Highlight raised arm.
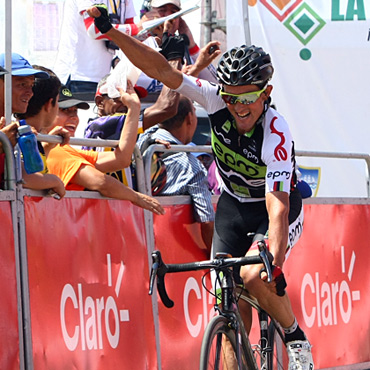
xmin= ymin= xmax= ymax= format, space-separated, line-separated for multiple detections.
xmin=86 ymin=5 xmax=183 ymax=90
xmin=142 ymin=59 xmax=183 ymax=130
xmin=94 ymin=82 xmax=140 ymax=172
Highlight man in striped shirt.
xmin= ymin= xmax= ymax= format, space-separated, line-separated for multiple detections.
xmin=138 ymin=95 xmax=214 ymax=252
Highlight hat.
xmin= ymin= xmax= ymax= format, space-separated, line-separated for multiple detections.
xmin=0 ymin=53 xmax=49 ymax=78
xmin=0 ymin=66 xmax=8 ymax=76
xmin=58 ymin=86 xmax=90 ymax=110
xmin=96 ymin=82 xmax=148 ymax=99
xmin=151 ymin=0 xmax=181 ymax=9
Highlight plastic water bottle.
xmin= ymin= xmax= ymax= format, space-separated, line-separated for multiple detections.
xmin=17 ymin=122 xmax=44 ymax=174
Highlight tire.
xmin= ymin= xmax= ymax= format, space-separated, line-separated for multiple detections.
xmin=199 ymin=315 xmax=256 ymax=370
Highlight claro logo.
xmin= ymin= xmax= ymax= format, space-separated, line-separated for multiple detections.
xmin=301 ymin=246 xmax=360 ymax=328
xmin=60 ymin=254 xmax=129 ymax=351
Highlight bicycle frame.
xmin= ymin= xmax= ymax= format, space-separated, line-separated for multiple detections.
xmin=215 ymin=264 xmax=259 ymax=369
xmin=148 ymin=240 xmax=281 ymax=369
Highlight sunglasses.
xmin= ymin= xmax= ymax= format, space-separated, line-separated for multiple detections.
xmin=220 ymin=88 xmax=266 ymax=105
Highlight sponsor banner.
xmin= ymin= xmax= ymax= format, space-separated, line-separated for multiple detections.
xmin=154 ymin=202 xmax=370 ymax=369
xmin=0 ymin=201 xmax=20 ymax=370
xmin=284 ymin=204 xmax=370 ymax=368
xmin=243 ymin=1 xmax=370 ymax=197
xmin=24 ymin=197 xmax=157 ymax=369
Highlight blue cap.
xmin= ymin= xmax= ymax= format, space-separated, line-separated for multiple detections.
xmin=0 ymin=53 xmax=49 ymax=79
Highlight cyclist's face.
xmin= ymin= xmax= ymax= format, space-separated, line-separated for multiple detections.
xmin=222 ymin=84 xmax=272 ymax=135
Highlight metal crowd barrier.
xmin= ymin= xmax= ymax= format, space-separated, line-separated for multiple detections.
xmin=2 ymin=133 xmax=369 ymax=198
xmin=142 ymin=143 xmax=370 ymax=198
xmin=0 ymin=131 xmax=17 ymax=190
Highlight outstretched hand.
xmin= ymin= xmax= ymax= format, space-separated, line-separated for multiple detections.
xmin=183 ymin=41 xmax=221 ymax=77
xmin=117 ymin=81 xmax=140 ymax=110
xmin=195 ymin=41 xmax=221 ymax=69
xmin=133 ymin=192 xmax=165 ymax=215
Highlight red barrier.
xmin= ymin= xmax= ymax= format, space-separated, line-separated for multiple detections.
xmin=153 ymin=202 xmax=370 ymax=369
xmin=285 ymin=204 xmax=370 ymax=368
xmin=0 ymin=201 xmax=19 ymax=369
xmin=18 ymin=196 xmax=370 ymax=369
xmin=24 ymin=196 xmax=157 ymax=369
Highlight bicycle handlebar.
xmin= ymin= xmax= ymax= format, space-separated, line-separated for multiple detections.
xmin=148 ymin=240 xmax=274 ymax=308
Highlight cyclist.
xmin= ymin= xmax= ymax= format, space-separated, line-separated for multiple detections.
xmin=87 ymin=5 xmax=314 ymax=369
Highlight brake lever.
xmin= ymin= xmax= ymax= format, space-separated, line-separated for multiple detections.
xmin=258 ymin=240 xmax=273 ymax=283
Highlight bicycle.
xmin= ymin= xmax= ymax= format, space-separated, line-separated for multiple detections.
xmin=148 ymin=240 xmax=287 ymax=370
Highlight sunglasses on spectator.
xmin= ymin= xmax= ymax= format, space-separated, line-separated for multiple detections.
xmin=220 ymin=87 xmax=266 ymax=105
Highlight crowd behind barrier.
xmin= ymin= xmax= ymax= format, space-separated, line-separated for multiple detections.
xmin=0 ymin=133 xmax=370 ymax=369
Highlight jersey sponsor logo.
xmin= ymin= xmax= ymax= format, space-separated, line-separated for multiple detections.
xmin=270 ymin=117 xmax=288 ymax=161
xmin=289 ymin=218 xmax=303 ymax=246
xmin=221 ymin=120 xmax=231 ymax=134
xmin=267 ymin=170 xmax=291 ymax=180
xmin=214 ymin=126 xmax=231 ymax=144
xmin=242 ymin=148 xmax=259 ymax=163
xmin=196 ymin=78 xmax=202 ymax=87
xmin=230 ymin=183 xmax=251 ymax=197
xmin=212 ymin=133 xmax=266 ymax=178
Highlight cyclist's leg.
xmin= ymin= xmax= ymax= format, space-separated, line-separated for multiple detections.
xmin=239 ymin=189 xmax=313 ymax=369
xmin=240 ymin=188 xmax=303 ymax=326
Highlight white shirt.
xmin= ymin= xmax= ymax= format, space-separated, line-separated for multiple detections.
xmin=54 ymin=0 xmax=136 ymax=84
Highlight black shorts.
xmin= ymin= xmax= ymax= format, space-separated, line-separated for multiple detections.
xmin=212 ymin=188 xmax=303 ymax=258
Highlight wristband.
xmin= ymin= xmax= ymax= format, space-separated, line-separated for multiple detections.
xmin=189 ymin=44 xmax=200 ymax=55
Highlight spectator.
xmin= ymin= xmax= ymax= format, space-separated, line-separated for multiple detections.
xmin=54 ymin=85 xmax=90 ymax=138
xmin=150 ymin=0 xmax=219 ymax=83
xmin=0 ymin=65 xmax=16 ymax=187
xmin=130 ymin=1 xmax=218 ymax=94
xmin=47 ymin=83 xmax=164 ymax=214
xmin=137 ymin=95 xmax=215 ymax=252
xmin=0 ymin=54 xmax=65 ymax=197
xmin=54 ymin=0 xmax=141 ymax=95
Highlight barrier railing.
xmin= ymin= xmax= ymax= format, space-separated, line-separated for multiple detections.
xmin=142 ymin=143 xmax=370 ymax=197
xmin=0 ymin=131 xmax=17 ymax=190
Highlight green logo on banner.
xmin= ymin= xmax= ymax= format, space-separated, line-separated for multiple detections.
xmin=255 ymin=0 xmax=367 ymax=60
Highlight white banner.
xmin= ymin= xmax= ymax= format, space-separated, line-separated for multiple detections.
xmin=230 ymin=0 xmax=370 ymax=197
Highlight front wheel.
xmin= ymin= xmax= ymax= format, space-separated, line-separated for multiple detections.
xmin=199 ymin=315 xmax=256 ymax=370
xmin=266 ymin=320 xmax=287 ymax=370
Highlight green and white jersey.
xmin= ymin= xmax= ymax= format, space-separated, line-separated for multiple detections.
xmin=176 ymin=74 xmax=298 ymax=203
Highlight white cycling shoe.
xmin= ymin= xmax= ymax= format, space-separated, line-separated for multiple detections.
xmin=287 ymin=340 xmax=314 ymax=370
